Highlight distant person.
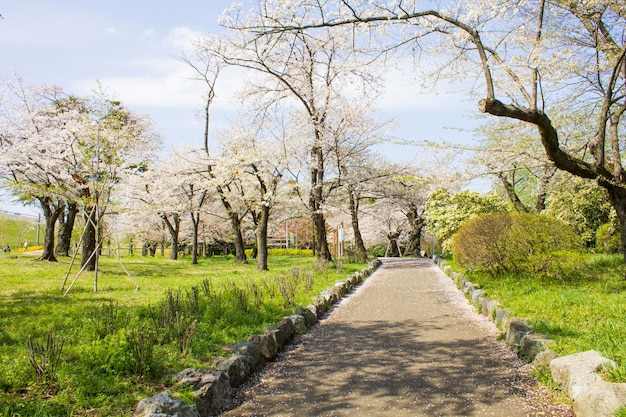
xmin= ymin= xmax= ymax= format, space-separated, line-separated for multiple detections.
xmin=3 ymin=246 xmax=9 ymax=253
xmin=23 ymin=241 xmax=28 ymax=251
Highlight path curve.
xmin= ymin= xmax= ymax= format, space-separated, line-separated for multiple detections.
xmin=221 ymin=258 xmax=572 ymax=417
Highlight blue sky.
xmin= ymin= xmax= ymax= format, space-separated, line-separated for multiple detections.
xmin=0 ymin=1 xmax=482 ymax=215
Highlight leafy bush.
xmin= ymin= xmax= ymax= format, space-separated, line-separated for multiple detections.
xmin=596 ymin=219 xmax=621 ymax=254
xmin=507 ymin=213 xmax=581 ymax=277
xmin=450 ymin=213 xmax=512 ymax=275
xmin=451 ymin=212 xmax=580 ymax=277
xmin=367 ymin=243 xmax=386 ymax=257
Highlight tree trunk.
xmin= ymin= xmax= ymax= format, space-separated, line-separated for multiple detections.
xmin=347 ymin=186 xmax=368 ymax=262
xmin=602 ymin=184 xmax=626 ymax=265
xmin=37 ymin=198 xmax=63 ymax=262
xmin=405 ymin=205 xmax=425 ymax=257
xmin=81 ymin=206 xmax=97 ymax=271
xmin=161 ymin=213 xmax=180 ymax=260
xmin=56 ymin=202 xmax=78 ymax=256
xmin=217 ymin=188 xmax=247 ymax=263
xmin=229 ymin=211 xmax=248 ymax=263
xmin=190 ymin=212 xmax=200 ymax=265
xmin=386 ymin=230 xmax=401 ymax=257
xmin=256 ymin=205 xmax=270 ymax=271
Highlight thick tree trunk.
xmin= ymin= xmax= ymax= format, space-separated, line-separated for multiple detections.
xmin=217 ymin=187 xmax=247 ymax=264
xmin=603 ymin=184 xmax=626 ymax=265
xmin=37 ymin=198 xmax=63 ymax=262
xmin=190 ymin=212 xmax=200 ymax=265
xmin=256 ymin=205 xmax=270 ymax=271
xmin=56 ymin=202 xmax=78 ymax=256
xmin=347 ymin=187 xmax=368 ymax=262
xmin=229 ymin=211 xmax=248 ymax=264
xmin=405 ymin=206 xmax=425 ymax=257
xmin=161 ymin=213 xmax=180 ymax=260
xmin=386 ymin=230 xmax=401 ymax=257
xmin=81 ymin=207 xmax=97 ymax=271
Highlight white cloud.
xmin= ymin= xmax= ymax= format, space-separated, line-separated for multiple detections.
xmin=162 ymin=27 xmax=203 ymax=52
xmin=105 ymin=26 xmax=118 ymax=35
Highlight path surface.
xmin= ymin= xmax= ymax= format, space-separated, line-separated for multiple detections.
xmin=221 ymin=258 xmax=572 ymax=417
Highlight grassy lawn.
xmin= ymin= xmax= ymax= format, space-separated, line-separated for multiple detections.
xmin=452 ymin=252 xmax=626 ymax=382
xmin=0 ymin=251 xmax=367 ymax=416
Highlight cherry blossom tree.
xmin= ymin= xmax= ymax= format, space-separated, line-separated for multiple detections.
xmin=214 ymin=110 xmax=289 ymax=271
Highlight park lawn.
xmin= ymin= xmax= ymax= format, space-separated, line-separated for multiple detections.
xmin=452 ymin=252 xmax=626 ymax=382
xmin=0 ymin=252 xmax=366 ymax=417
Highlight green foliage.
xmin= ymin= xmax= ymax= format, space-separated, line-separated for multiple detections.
xmin=596 ymin=215 xmax=621 ymax=254
xmin=425 ymin=188 xmax=509 ymax=251
xmin=367 ymin=243 xmax=386 ymax=257
xmin=451 ymin=212 xmax=580 ymax=278
xmin=506 ymin=214 xmax=581 ymax=278
xmin=544 ymin=176 xmax=612 ymax=247
xmin=451 ymin=212 xmax=512 ymax=275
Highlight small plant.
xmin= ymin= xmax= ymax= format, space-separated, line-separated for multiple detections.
xmin=312 ymin=258 xmax=329 ymax=279
xmin=26 ymin=332 xmax=64 ymax=382
xmin=334 ymin=259 xmax=343 ymax=274
xmin=248 ymin=278 xmax=264 ymax=310
xmin=91 ymin=301 xmax=128 ymax=339
xmin=276 ymin=272 xmax=299 ymax=308
xmin=223 ymin=279 xmax=251 ymax=313
xmin=127 ymin=325 xmax=157 ymax=377
xmin=173 ymin=313 xmax=197 ymax=355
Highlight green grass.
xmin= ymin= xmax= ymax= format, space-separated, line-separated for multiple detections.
xmin=0 ymin=251 xmax=367 ymax=416
xmin=451 ymin=252 xmax=626 ymax=382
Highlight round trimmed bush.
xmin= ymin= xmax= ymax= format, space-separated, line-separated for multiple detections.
xmin=451 ymin=212 xmax=580 ymax=277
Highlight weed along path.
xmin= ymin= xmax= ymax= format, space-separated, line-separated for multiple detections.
xmin=221 ymin=258 xmax=572 ymax=417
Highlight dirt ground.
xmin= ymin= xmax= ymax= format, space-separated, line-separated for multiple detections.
xmin=220 ymin=258 xmax=573 ymax=417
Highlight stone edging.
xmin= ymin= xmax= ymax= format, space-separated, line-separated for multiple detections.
xmin=435 ymin=257 xmax=626 ymax=417
xmin=133 ymin=258 xmax=383 ymax=417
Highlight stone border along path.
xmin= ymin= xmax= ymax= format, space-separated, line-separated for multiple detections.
xmin=215 ymin=258 xmax=573 ymax=417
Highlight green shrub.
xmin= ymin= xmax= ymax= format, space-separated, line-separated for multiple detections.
xmin=451 ymin=212 xmax=580 ymax=278
xmin=507 ymin=213 xmax=580 ymax=277
xmin=450 ymin=213 xmax=512 ymax=275
xmin=367 ymin=243 xmax=386 ymax=257
xmin=596 ymin=221 xmax=621 ymax=254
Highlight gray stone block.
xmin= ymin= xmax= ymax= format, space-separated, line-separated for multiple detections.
xmin=133 ymin=391 xmax=199 ymax=417
xmin=247 ymin=332 xmax=278 ymax=361
xmin=495 ymin=308 xmax=513 ymax=329
xmin=173 ymin=368 xmax=231 ymax=417
xmin=215 ymin=354 xmax=250 ymax=388
xmin=504 ymin=319 xmax=533 ymax=347
xmin=520 ymin=333 xmax=554 ymax=362
xmin=573 ymin=380 xmax=626 ymax=417
xmin=550 ymin=350 xmax=615 ymax=398
xmin=232 ymin=341 xmax=264 ymax=371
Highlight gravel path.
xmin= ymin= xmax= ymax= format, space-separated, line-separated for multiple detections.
xmin=221 ymin=258 xmax=573 ymax=416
